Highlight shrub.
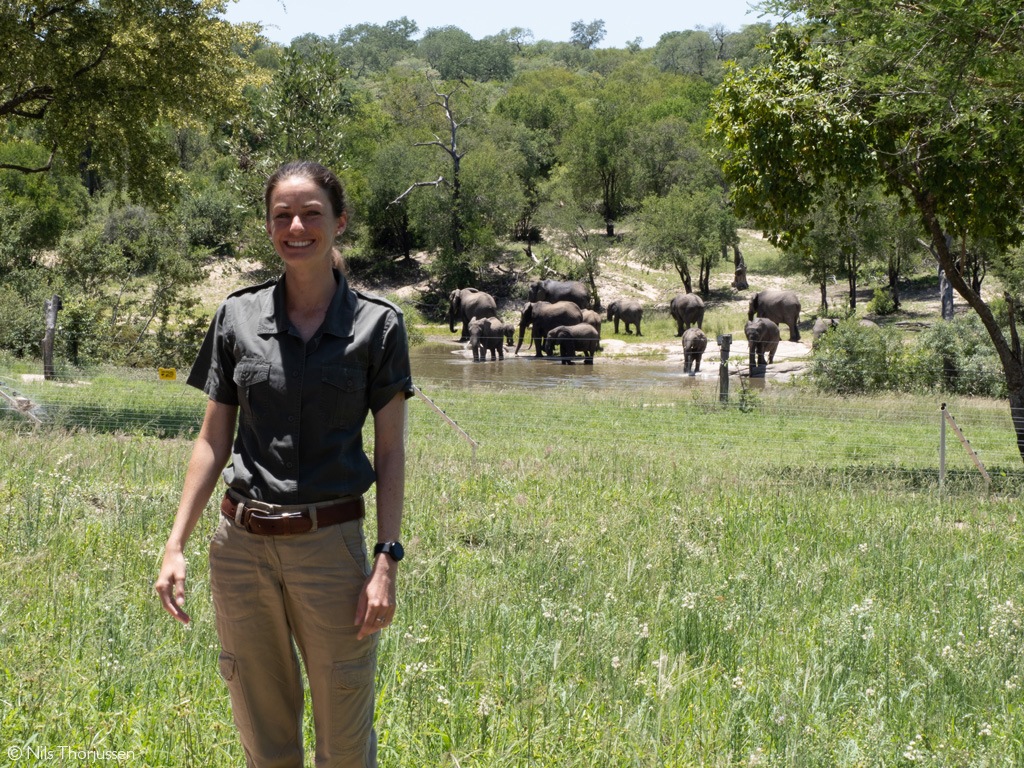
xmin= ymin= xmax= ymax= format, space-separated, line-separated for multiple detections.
xmin=811 ymin=315 xmax=1006 ymax=398
xmin=866 ymin=287 xmax=896 ymax=315
xmin=810 ymin=322 xmax=909 ymax=393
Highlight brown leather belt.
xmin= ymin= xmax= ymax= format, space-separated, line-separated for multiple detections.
xmin=220 ymin=493 xmax=364 ymax=536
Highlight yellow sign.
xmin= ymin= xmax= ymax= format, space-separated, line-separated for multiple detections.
xmin=158 ymin=367 xmax=177 ymax=381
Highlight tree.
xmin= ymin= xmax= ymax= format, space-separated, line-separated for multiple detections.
xmin=228 ymin=41 xmax=352 ymax=271
xmin=418 ymin=26 xmax=513 ymax=82
xmin=332 ymin=18 xmax=418 ymax=77
xmin=711 ymin=2 xmax=1024 ymax=461
xmin=0 ymin=0 xmax=255 ymax=202
xmin=636 ymin=184 xmax=736 ymax=295
xmin=570 ymin=19 xmax=606 ymax=50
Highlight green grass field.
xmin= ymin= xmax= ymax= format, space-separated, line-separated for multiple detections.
xmin=2 ymin=380 xmax=1023 ymax=767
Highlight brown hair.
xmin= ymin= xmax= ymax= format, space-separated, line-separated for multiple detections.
xmin=264 ymin=161 xmax=349 ymax=272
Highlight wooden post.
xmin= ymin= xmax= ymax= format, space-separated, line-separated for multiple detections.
xmin=944 ymin=406 xmax=992 ymax=489
xmin=42 ymin=295 xmax=62 ymax=381
xmin=939 ymin=403 xmax=946 ymax=491
xmin=717 ymin=334 xmax=731 ymax=405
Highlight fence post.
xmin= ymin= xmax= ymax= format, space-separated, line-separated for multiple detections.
xmin=717 ymin=334 xmax=731 ymax=405
xmin=42 ymin=295 xmax=62 ymax=381
xmin=939 ymin=402 xmax=946 ymax=491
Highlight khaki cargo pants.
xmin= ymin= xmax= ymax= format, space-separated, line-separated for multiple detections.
xmin=209 ymin=510 xmax=378 ymax=768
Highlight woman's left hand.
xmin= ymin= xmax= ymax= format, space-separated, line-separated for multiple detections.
xmin=355 ymin=556 xmax=398 ymax=638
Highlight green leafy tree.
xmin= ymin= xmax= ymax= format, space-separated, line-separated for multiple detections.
xmin=417 ymin=26 xmax=513 ymax=82
xmin=333 ymin=18 xmax=419 ymax=77
xmin=711 ymin=1 xmax=1024 ymax=461
xmin=570 ymin=19 xmax=606 ymax=50
xmin=0 ymin=0 xmax=256 ymax=202
xmin=636 ymin=184 xmax=736 ymax=295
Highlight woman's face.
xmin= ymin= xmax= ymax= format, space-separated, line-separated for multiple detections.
xmin=265 ymin=176 xmax=347 ymax=269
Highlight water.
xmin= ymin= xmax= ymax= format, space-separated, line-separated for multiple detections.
xmin=409 ymin=342 xmax=720 ymax=390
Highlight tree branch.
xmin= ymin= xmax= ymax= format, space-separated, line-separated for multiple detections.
xmin=0 ymin=142 xmax=57 ymax=174
xmin=388 ymin=177 xmax=446 ymax=206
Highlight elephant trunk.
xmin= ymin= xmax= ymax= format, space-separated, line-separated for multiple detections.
xmin=515 ymin=324 xmax=528 ymax=355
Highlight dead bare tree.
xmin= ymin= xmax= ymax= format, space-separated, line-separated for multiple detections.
xmin=390 ymin=79 xmax=471 ymax=258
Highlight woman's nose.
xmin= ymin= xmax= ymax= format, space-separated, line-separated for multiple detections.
xmin=289 ymin=215 xmax=304 ymax=232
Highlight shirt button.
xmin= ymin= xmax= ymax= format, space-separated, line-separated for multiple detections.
xmin=292 ymin=372 xmax=300 ymax=379
xmin=286 ymin=462 xmax=294 ymax=469
xmin=287 ymin=416 xmax=295 ymax=423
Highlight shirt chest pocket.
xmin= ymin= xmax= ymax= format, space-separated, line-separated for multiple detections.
xmin=233 ymin=358 xmax=274 ymax=420
xmin=321 ymin=364 xmax=367 ymax=428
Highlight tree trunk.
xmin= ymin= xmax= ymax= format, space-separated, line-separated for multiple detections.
xmin=676 ymin=264 xmax=693 ymax=295
xmin=919 ymin=192 xmax=1024 ymax=463
xmin=845 ymin=248 xmax=857 ymax=310
xmin=819 ymin=282 xmax=828 ymax=312
xmin=887 ymin=252 xmax=901 ymax=309
xmin=42 ymin=295 xmax=62 ymax=380
xmin=731 ymin=244 xmax=748 ymax=290
xmin=939 ymin=267 xmax=954 ymax=321
xmin=605 ymin=221 xmax=614 ymax=237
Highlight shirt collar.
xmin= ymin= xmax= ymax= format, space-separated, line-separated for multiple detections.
xmin=256 ymin=269 xmax=356 ymax=338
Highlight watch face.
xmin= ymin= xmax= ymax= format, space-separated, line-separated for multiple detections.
xmin=376 ymin=541 xmax=404 ymax=561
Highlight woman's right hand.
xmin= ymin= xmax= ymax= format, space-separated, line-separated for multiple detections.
xmin=155 ymin=546 xmax=191 ymax=624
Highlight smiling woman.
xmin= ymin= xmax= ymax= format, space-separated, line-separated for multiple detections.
xmin=155 ymin=161 xmax=416 ymax=767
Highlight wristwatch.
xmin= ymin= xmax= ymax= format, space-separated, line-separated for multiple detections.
xmin=373 ymin=541 xmax=404 ymax=562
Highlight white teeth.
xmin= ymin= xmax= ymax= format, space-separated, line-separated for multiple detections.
xmin=286 ymin=240 xmax=312 ymax=247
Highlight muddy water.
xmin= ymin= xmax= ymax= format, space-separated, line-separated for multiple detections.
xmin=409 ymin=342 xmax=721 ymax=390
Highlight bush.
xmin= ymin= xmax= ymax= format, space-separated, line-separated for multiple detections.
xmin=914 ymin=316 xmax=1006 ymax=398
xmin=866 ymin=287 xmax=896 ymax=315
xmin=811 ymin=322 xmax=908 ymax=393
xmin=811 ymin=315 xmax=1006 ymax=397
xmin=178 ymin=185 xmax=242 ymax=255
xmin=0 ymin=280 xmax=44 ymax=357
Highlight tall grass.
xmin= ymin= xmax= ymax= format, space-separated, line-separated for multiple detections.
xmin=2 ymin=384 xmax=1023 ymax=766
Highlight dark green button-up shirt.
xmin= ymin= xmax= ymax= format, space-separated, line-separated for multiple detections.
xmin=187 ymin=270 xmax=414 ymax=504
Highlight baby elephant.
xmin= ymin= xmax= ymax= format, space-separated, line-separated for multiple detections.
xmin=607 ymin=298 xmax=643 ymax=335
xmin=468 ymin=316 xmax=512 ymax=361
xmin=744 ymin=318 xmax=781 ymax=368
xmin=682 ymin=328 xmax=708 ymax=374
xmin=543 ymin=324 xmax=601 ymax=364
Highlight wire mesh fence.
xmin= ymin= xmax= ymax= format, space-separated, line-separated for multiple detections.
xmin=3 ymin=352 xmax=1022 ymax=495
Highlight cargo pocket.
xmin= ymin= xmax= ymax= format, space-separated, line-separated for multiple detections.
xmin=329 ymin=655 xmax=377 ymax=757
xmin=321 ymin=364 xmax=367 ymax=428
xmin=218 ymin=651 xmax=255 ymax=743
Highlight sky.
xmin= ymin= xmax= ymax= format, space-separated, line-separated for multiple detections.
xmin=220 ymin=0 xmax=772 ymax=49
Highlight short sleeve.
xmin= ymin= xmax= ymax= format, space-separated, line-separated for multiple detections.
xmin=367 ymin=308 xmax=414 ymax=414
xmin=186 ymin=302 xmax=239 ymax=405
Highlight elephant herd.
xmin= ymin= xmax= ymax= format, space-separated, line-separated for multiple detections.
xmin=448 ymin=282 xmax=804 ymax=371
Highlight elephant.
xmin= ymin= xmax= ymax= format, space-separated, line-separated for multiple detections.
xmin=812 ymin=317 xmax=840 ymax=345
xmin=448 ymin=287 xmax=498 ymax=342
xmin=670 ymin=293 xmax=705 ymax=336
xmin=607 ymin=298 xmax=643 ymax=335
xmin=468 ymin=316 xmax=511 ymax=361
xmin=745 ymin=318 xmax=781 ymax=368
xmin=527 ymin=279 xmax=591 ymax=309
xmin=748 ymin=290 xmax=801 ymax=341
xmin=542 ymin=324 xmax=601 ymax=364
xmin=682 ymin=328 xmax=708 ymax=373
xmin=515 ymin=301 xmax=584 ymax=357
xmin=580 ymin=308 xmax=603 ymax=350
